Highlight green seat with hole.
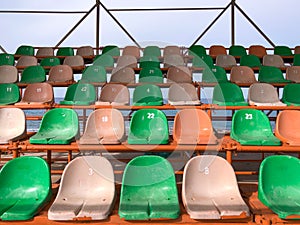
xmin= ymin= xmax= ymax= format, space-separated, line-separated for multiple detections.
xmin=60 ymin=82 xmax=96 ymax=105
xmin=128 ymin=109 xmax=169 ymax=144
xmin=133 ymin=84 xmax=163 ymax=106
xmin=0 ymin=156 xmax=51 ymax=221
xmin=119 ymin=155 xmax=180 ymax=220
xmin=0 ymin=83 xmax=20 ymax=105
xmin=231 ymin=109 xmax=281 ymax=146
xmin=282 ymin=83 xmax=300 ymax=106
xmin=202 ymin=65 xmax=228 ymax=83
xmin=80 ymin=65 xmax=107 ymax=83
xmin=258 ymin=66 xmax=291 ymax=83
xmin=29 ymin=108 xmax=79 ymax=144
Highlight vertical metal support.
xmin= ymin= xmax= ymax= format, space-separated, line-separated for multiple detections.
xmin=231 ymin=0 xmax=235 ymax=45
xmin=96 ymin=0 xmax=101 ymax=55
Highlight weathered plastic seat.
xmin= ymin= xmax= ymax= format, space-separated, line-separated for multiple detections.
xmin=230 ymin=66 xmax=257 ymax=84
xmin=122 ymin=45 xmax=141 ymax=58
xmin=0 ymin=83 xmax=20 ymax=105
xmin=168 ymin=83 xmax=200 ymax=105
xmin=274 ymin=45 xmax=293 ymax=56
xmin=189 ymin=45 xmax=207 ymax=57
xmin=56 ymin=47 xmax=74 ymax=57
xmin=80 ymin=65 xmax=107 ymax=83
xmin=230 ymin=109 xmax=281 ymax=146
xmin=139 ymin=55 xmax=161 ymax=69
xmin=173 ymin=109 xmax=217 ymax=145
xmin=143 ymin=45 xmax=161 ymax=57
xmin=0 ymin=53 xmax=15 ymax=66
xmin=40 ymin=57 xmax=61 ymax=69
xmin=163 ymin=45 xmax=181 ymax=56
xmin=60 ymin=83 xmax=96 ymax=105
xmin=202 ymin=66 xmax=229 ymax=83
xmin=139 ymin=67 xmax=163 ymax=83
xmin=48 ymin=156 xmax=115 ymax=220
xmin=128 ymin=109 xmax=169 ymax=144
xmin=248 ymin=83 xmax=286 ymax=106
xmin=182 ymin=155 xmax=249 ymax=219
xmin=48 ymin=65 xmax=74 ymax=83
xmin=36 ymin=47 xmax=54 ymax=57
xmin=212 ymin=83 xmax=248 ymax=106
xmin=0 ymin=108 xmax=26 ymax=144
xmin=258 ymin=66 xmax=291 ymax=83
xmin=63 ymin=55 xmax=85 ymax=71
xmin=96 ymin=84 xmax=129 ymax=105
xmin=133 ymin=84 xmax=163 ymax=106
xmin=116 ymin=55 xmax=137 ymax=68
xmin=0 ymin=65 xmax=18 ymax=83
xmin=15 ymin=45 xmax=35 ymax=56
xmin=258 ymin=155 xmax=300 ymax=219
xmin=262 ymin=55 xmax=285 ymax=68
xmin=286 ymin=66 xmax=300 ymax=83
xmin=240 ymin=54 xmax=262 ymax=68
xmin=163 ymin=54 xmax=185 ymax=68
xmin=119 ymin=155 xmax=180 ymax=220
xmin=166 ymin=66 xmax=193 ymax=83
xmin=248 ymin=45 xmax=267 ymax=58
xmin=102 ymin=45 xmax=120 ymax=57
xmin=20 ymin=65 xmax=46 ymax=83
xmin=275 ymin=110 xmax=300 ymax=146
xmin=209 ymin=45 xmax=227 ymax=58
xmin=229 ymin=45 xmax=247 ymax=57
xmin=93 ymin=54 xmax=115 ymax=69
xmin=29 ymin=108 xmax=79 ymax=144
xmin=110 ymin=67 xmax=135 ymax=84
xmin=192 ymin=54 xmax=214 ymax=69
xmin=80 ymin=109 xmax=125 ymax=144
xmin=215 ymin=54 xmax=237 ymax=68
xmin=16 ymin=55 xmax=38 ymax=69
xmin=0 ymin=156 xmax=51 ymax=221
xmin=15 ymin=83 xmax=54 ymax=105
xmin=76 ymin=46 xmax=94 ymax=58
xmin=282 ymin=83 xmax=300 ymax=106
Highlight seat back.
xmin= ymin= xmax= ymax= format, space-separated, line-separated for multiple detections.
xmin=163 ymin=54 xmax=184 ymax=68
xmin=102 ymin=45 xmax=120 ymax=57
xmin=286 ymin=66 xmax=300 ymax=82
xmin=76 ymin=46 xmax=94 ymax=57
xmin=168 ymin=83 xmax=200 ymax=105
xmin=17 ymin=83 xmax=54 ymax=105
xmin=262 ymin=55 xmax=285 ymax=67
xmin=229 ymin=45 xmax=247 ymax=57
xmin=202 ymin=65 xmax=228 ymax=83
xmin=40 ymin=57 xmax=61 ymax=68
xmin=274 ymin=45 xmax=293 ymax=56
xmin=230 ymin=66 xmax=257 ymax=84
xmin=139 ymin=67 xmax=163 ymax=83
xmin=0 ymin=65 xmax=18 ymax=83
xmin=60 ymin=82 xmax=96 ymax=105
xmin=110 ymin=67 xmax=135 ymax=84
xmin=173 ymin=109 xmax=217 ymax=144
xmin=282 ymin=83 xmax=300 ymax=105
xmin=133 ymin=84 xmax=163 ymax=106
xmin=63 ymin=55 xmax=84 ymax=68
xmin=292 ymin=54 xmax=300 ymax=66
xmin=116 ymin=55 xmax=137 ymax=68
xmin=143 ymin=45 xmax=161 ymax=57
xmin=36 ymin=47 xmax=54 ymax=57
xmin=258 ymin=66 xmax=290 ymax=83
xmin=240 ymin=54 xmax=262 ymax=68
xmin=16 ymin=56 xmax=38 ymax=68
xmin=56 ymin=47 xmax=74 ymax=57
xmin=192 ymin=54 xmax=214 ymax=69
xmin=163 ymin=45 xmax=181 ymax=56
xmin=93 ymin=54 xmax=115 ymax=68
xmin=0 ymin=83 xmax=20 ymax=105
xmin=15 ymin=45 xmax=34 ymax=56
xmin=188 ymin=45 xmax=207 ymax=57
xmin=20 ymin=65 xmax=46 ymax=83
xmin=248 ymin=45 xmax=267 ymax=58
xmin=215 ymin=54 xmax=237 ymax=68
xmin=81 ymin=65 xmax=107 ymax=83
xmin=48 ymin=65 xmax=73 ymax=83
xmin=209 ymin=45 xmax=227 ymax=57
xmin=97 ymin=84 xmax=129 ymax=105
xmin=122 ymin=46 xmax=141 ymax=58
xmin=0 ymin=53 xmax=15 ymax=66
xmin=166 ymin=66 xmax=192 ymax=83
xmin=139 ymin=55 xmax=160 ymax=69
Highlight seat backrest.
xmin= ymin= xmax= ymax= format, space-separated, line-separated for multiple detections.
xmin=274 ymin=45 xmax=293 ymax=56
xmin=163 ymin=45 xmax=181 ymax=56
xmin=286 ymin=66 xmax=300 ymax=82
xmin=0 ymin=53 xmax=15 ymax=66
xmin=122 ymin=46 xmax=141 ymax=58
xmin=63 ymin=55 xmax=84 ymax=68
xmin=102 ymin=45 xmax=120 ymax=57
xmin=139 ymin=55 xmax=160 ymax=69
xmin=76 ymin=46 xmax=94 ymax=57
xmin=192 ymin=54 xmax=214 ymax=69
xmin=40 ymin=57 xmax=61 ymax=68
xmin=248 ymin=83 xmax=283 ymax=105
xmin=230 ymin=66 xmax=257 ymax=84
xmin=143 ymin=45 xmax=161 ymax=57
xmin=0 ymin=65 xmax=18 ymax=83
xmin=36 ymin=47 xmax=54 ymax=57
xmin=139 ymin=67 xmax=163 ymax=83
xmin=15 ymin=45 xmax=35 ymax=56
xmin=215 ymin=54 xmax=237 ymax=68
xmin=48 ymin=65 xmax=74 ymax=83
xmin=258 ymin=66 xmax=288 ymax=83
xmin=262 ymin=55 xmax=285 ymax=67
xmin=0 ymin=83 xmax=20 ymax=105
xmin=163 ymin=54 xmax=185 ymax=68
xmin=110 ymin=67 xmax=135 ymax=84
xmin=202 ymin=65 xmax=228 ymax=83
xmin=81 ymin=65 xmax=107 ymax=83
xmin=133 ymin=84 xmax=163 ymax=106
xmin=282 ymin=83 xmax=300 ymax=105
xmin=97 ymin=83 xmax=129 ymax=105
xmin=229 ymin=45 xmax=247 ymax=57
xmin=188 ymin=45 xmax=207 ymax=57
xmin=93 ymin=54 xmax=114 ymax=68
xmin=56 ymin=47 xmax=74 ymax=57
xmin=61 ymin=82 xmax=96 ymax=104
xmin=18 ymin=82 xmax=54 ymax=104
xmin=20 ymin=65 xmax=46 ymax=83
xmin=166 ymin=66 xmax=192 ymax=83
xmin=248 ymin=45 xmax=267 ymax=58
xmin=168 ymin=83 xmax=200 ymax=105
xmin=240 ymin=54 xmax=262 ymax=68
xmin=16 ymin=56 xmax=38 ymax=68
xmin=116 ymin=55 xmax=137 ymax=68
xmin=209 ymin=45 xmax=227 ymax=57
xmin=292 ymin=54 xmax=300 ymax=66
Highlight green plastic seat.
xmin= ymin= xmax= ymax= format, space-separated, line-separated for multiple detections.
xmin=128 ymin=109 xmax=169 ymax=144
xmin=40 ymin=57 xmax=61 ymax=67
xmin=258 ymin=66 xmax=291 ymax=83
xmin=119 ymin=155 xmax=180 ymax=220
xmin=133 ymin=84 xmax=163 ymax=106
xmin=15 ymin=45 xmax=34 ymax=56
xmin=230 ymin=109 xmax=281 ymax=146
xmin=139 ymin=55 xmax=160 ymax=69
xmin=30 ymin=108 xmax=79 ymax=144
xmin=282 ymin=83 xmax=300 ymax=106
xmin=240 ymin=54 xmax=262 ymax=68
xmin=258 ymin=155 xmax=300 ymax=219
xmin=188 ymin=45 xmax=207 ymax=57
xmin=56 ymin=47 xmax=74 ymax=57
xmin=229 ymin=45 xmax=247 ymax=57
xmin=143 ymin=45 xmax=161 ymax=57
xmin=274 ymin=45 xmax=293 ymax=56
xmin=293 ymin=54 xmax=300 ymax=66
xmin=202 ymin=66 xmax=229 ymax=83
xmin=80 ymin=65 xmax=107 ymax=83
xmin=139 ymin=67 xmax=163 ymax=83
xmin=93 ymin=54 xmax=114 ymax=68
xmin=192 ymin=54 xmax=214 ymax=69
xmin=102 ymin=45 xmax=120 ymax=57
xmin=0 ymin=156 xmax=51 ymax=221
xmin=0 ymin=53 xmax=15 ymax=66
xmin=212 ymin=82 xmax=248 ymax=106
xmin=60 ymin=82 xmax=96 ymax=105
xmin=0 ymin=83 xmax=20 ymax=105
xmin=20 ymin=65 xmax=46 ymax=83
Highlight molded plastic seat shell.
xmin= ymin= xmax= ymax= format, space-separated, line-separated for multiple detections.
xmin=132 ymin=84 xmax=163 ymax=106
xmin=0 ymin=83 xmax=20 ymax=105
xmin=116 ymin=55 xmax=137 ymax=68
xmin=16 ymin=56 xmax=38 ymax=69
xmin=163 ymin=45 xmax=181 ymax=56
xmin=36 ymin=47 xmax=54 ymax=57
xmin=274 ymin=45 xmax=293 ymax=56
xmin=163 ymin=54 xmax=185 ymax=68
xmin=48 ymin=65 xmax=74 ymax=83
xmin=189 ymin=45 xmax=207 ymax=57
xmin=15 ymin=45 xmax=35 ymax=56
xmin=122 ymin=46 xmax=141 ymax=58
xmin=139 ymin=67 xmax=163 ymax=83
xmin=93 ymin=54 xmax=115 ymax=69
xmin=0 ymin=65 xmax=18 ymax=83
xmin=60 ymin=83 xmax=96 ymax=106
xmin=166 ymin=66 xmax=192 ymax=83
xmin=229 ymin=45 xmax=247 ymax=57
xmin=248 ymin=45 xmax=267 ymax=58
xmin=96 ymin=84 xmax=129 ymax=105
xmin=102 ymin=45 xmax=120 ymax=57
xmin=230 ymin=66 xmax=257 ymax=84
xmin=0 ymin=53 xmax=15 ymax=66
xmin=212 ymin=83 xmax=248 ymax=106
xmin=110 ymin=67 xmax=135 ymax=84
xmin=286 ymin=66 xmax=300 ymax=83
xmin=139 ymin=56 xmax=161 ymax=69
xmin=282 ymin=83 xmax=300 ymax=106
xmin=240 ymin=54 xmax=262 ymax=68
xmin=143 ymin=45 xmax=161 ymax=57
xmin=168 ymin=83 xmax=200 ymax=105
xmin=258 ymin=66 xmax=291 ymax=83
xmin=202 ymin=66 xmax=228 ymax=83
xmin=262 ymin=55 xmax=285 ymax=68
xmin=80 ymin=65 xmax=107 ymax=83
xmin=215 ymin=54 xmax=237 ymax=68
xmin=20 ymin=65 xmax=46 ymax=83
xmin=192 ymin=54 xmax=214 ymax=69
xmin=209 ymin=45 xmax=227 ymax=58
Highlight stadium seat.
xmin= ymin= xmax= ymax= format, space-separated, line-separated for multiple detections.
xmin=240 ymin=54 xmax=262 ymax=68
xmin=215 ymin=54 xmax=237 ymax=68
xmin=139 ymin=55 xmax=160 ymax=69
xmin=48 ymin=156 xmax=115 ymax=220
xmin=188 ymin=45 xmax=207 ymax=57
xmin=166 ymin=66 xmax=193 ymax=83
xmin=0 ymin=53 xmax=15 ymax=66
xmin=282 ymin=83 xmax=300 ymax=106
xmin=19 ymin=65 xmax=46 ymax=83
xmin=230 ymin=109 xmax=281 ymax=146
xmin=133 ymin=84 xmax=163 ymax=106
xmin=102 ymin=45 xmax=120 ymax=57
xmin=0 ymin=83 xmax=20 ymax=105
xmin=143 ymin=45 xmax=161 ymax=57
xmin=122 ymin=45 xmax=141 ymax=58
xmin=29 ymin=108 xmax=79 ymax=144
xmin=80 ymin=65 xmax=107 ymax=83
xmin=274 ymin=45 xmax=293 ymax=56
xmin=258 ymin=155 xmax=300 ymax=219
xmin=258 ymin=66 xmax=291 ymax=83
xmin=128 ymin=109 xmax=169 ymax=144
xmin=56 ymin=47 xmax=74 ymax=57
xmin=119 ymin=155 xmax=180 ymax=220
xmin=212 ymin=83 xmax=247 ymax=106
xmin=15 ymin=45 xmax=35 ymax=56
xmin=163 ymin=54 xmax=185 ymax=68
xmin=0 ymin=108 xmax=26 ymax=144
xmin=0 ymin=156 xmax=51 ymax=221
xmin=163 ymin=45 xmax=181 ymax=56
xmin=96 ymin=83 xmax=129 ymax=105
xmin=80 ymin=109 xmax=125 ymax=144
xmin=286 ymin=66 xmax=300 ymax=82
xmin=182 ymin=155 xmax=249 ymax=219
xmin=47 ymin=65 xmax=74 ymax=83
xmin=202 ymin=65 xmax=229 ymax=83
xmin=40 ymin=57 xmax=61 ymax=69
xmin=295 ymin=46 xmax=300 ymax=54
xmin=116 ymin=55 xmax=137 ymax=68
xmin=248 ymin=83 xmax=286 ymax=106
xmin=209 ymin=45 xmax=227 ymax=58
xmin=63 ymin=55 xmax=85 ymax=72
xmin=36 ymin=47 xmax=54 ymax=57
xmin=0 ymin=65 xmax=18 ymax=83
xmin=76 ymin=45 xmax=94 ymax=58
xmin=15 ymin=82 xmax=54 ymax=105
xmin=229 ymin=45 xmax=247 ymax=57
xmin=110 ymin=67 xmax=135 ymax=84
xmin=262 ymin=55 xmax=285 ymax=68
xmin=248 ymin=45 xmax=267 ymax=58
xmin=230 ymin=66 xmax=257 ymax=84
xmin=292 ymin=54 xmax=300 ymax=66
xmin=60 ymin=82 xmax=96 ymax=105
xmin=168 ymin=83 xmax=200 ymax=105
xmin=93 ymin=54 xmax=114 ymax=69
xmin=16 ymin=55 xmax=38 ymax=69
xmin=275 ymin=110 xmax=300 ymax=146
xmin=173 ymin=109 xmax=217 ymax=144
xmin=192 ymin=54 xmax=214 ymax=69
xmin=139 ymin=67 xmax=163 ymax=83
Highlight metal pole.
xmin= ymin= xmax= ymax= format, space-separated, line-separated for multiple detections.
xmin=96 ymin=0 xmax=100 ymax=55
xmin=0 ymin=45 xmax=7 ymax=53
xmin=231 ymin=0 xmax=235 ymax=45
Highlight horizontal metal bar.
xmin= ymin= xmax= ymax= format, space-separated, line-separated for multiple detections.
xmin=0 ymin=10 xmax=88 ymax=14
xmin=108 ymin=7 xmax=225 ymax=12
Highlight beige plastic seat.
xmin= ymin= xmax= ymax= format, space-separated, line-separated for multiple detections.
xmin=166 ymin=66 xmax=192 ymax=83
xmin=275 ymin=110 xmax=300 ymax=146
xmin=63 ymin=55 xmax=85 ymax=71
xmin=182 ymin=155 xmax=250 ymax=219
xmin=116 ymin=55 xmax=137 ymax=68
xmin=36 ymin=47 xmax=54 ymax=57
xmin=122 ymin=46 xmax=141 ymax=58
xmin=230 ymin=66 xmax=257 ymax=84
xmin=263 ymin=55 xmax=285 ymax=68
xmin=209 ymin=45 xmax=227 ymax=58
xmin=0 ymin=65 xmax=18 ymax=83
xmin=110 ymin=67 xmax=135 ymax=84
xmin=164 ymin=54 xmax=185 ymax=68
xmin=173 ymin=109 xmax=217 ymax=145
xmin=168 ymin=83 xmax=200 ymax=105
xmin=163 ymin=45 xmax=181 ymax=56
xmin=48 ymin=156 xmax=115 ymax=221
xmin=286 ymin=66 xmax=300 ymax=83
xmin=76 ymin=46 xmax=94 ymax=58
xmin=15 ymin=83 xmax=54 ymax=105
xmin=96 ymin=84 xmax=129 ymax=105
xmin=249 ymin=45 xmax=267 ymax=58
xmin=0 ymin=108 xmax=26 ymax=144
xmin=215 ymin=54 xmax=237 ymax=68
xmin=80 ymin=109 xmax=125 ymax=144
xmin=248 ymin=83 xmax=286 ymax=106
xmin=15 ymin=56 xmax=38 ymax=69
xmin=47 ymin=65 xmax=74 ymax=83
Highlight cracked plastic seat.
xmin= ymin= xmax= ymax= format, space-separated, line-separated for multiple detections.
xmin=202 ymin=65 xmax=228 ymax=83
xmin=48 ymin=156 xmax=115 ymax=221
xmin=0 ymin=83 xmax=20 ymax=105
xmin=20 ymin=65 xmax=46 ymax=83
xmin=0 ymin=156 xmax=51 ymax=221
xmin=182 ymin=155 xmax=249 ymax=219
xmin=60 ymin=83 xmax=96 ymax=106
xmin=173 ymin=109 xmax=217 ymax=145
xmin=230 ymin=109 xmax=281 ymax=146
xmin=258 ymin=155 xmax=300 ymax=219
xmin=29 ymin=108 xmax=79 ymax=144
xmin=168 ymin=83 xmax=200 ymax=105
xmin=80 ymin=109 xmax=125 ymax=144
xmin=139 ymin=67 xmax=163 ymax=83
xmin=0 ymin=65 xmax=18 ymax=83
xmin=0 ymin=108 xmax=26 ymax=144
xmin=128 ymin=109 xmax=169 ymax=144
xmin=132 ymin=84 xmax=163 ymax=106
xmin=119 ymin=155 xmax=180 ymax=220
xmin=96 ymin=83 xmax=129 ymax=105
xmin=282 ymin=83 xmax=300 ymax=106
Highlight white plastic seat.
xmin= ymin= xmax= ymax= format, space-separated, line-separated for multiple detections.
xmin=48 ymin=156 xmax=115 ymax=221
